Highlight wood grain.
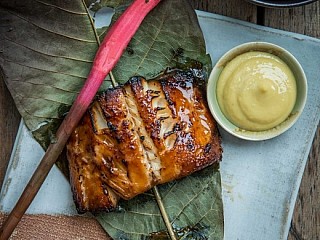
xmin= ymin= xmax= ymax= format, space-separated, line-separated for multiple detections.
xmin=190 ymin=0 xmax=257 ymax=22
xmin=288 ymin=127 xmax=320 ymax=240
xmin=263 ymin=2 xmax=320 ymax=239
xmin=264 ymin=2 xmax=320 ymax=38
xmin=0 ymin=77 xmax=20 ymax=189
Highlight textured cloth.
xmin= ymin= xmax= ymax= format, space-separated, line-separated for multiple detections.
xmin=0 ymin=214 xmax=110 ymax=239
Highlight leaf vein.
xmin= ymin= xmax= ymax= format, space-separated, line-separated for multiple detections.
xmin=35 ymin=0 xmax=87 ymax=15
xmin=171 ymin=180 xmax=211 ymax=223
xmin=81 ymin=0 xmax=101 ymax=45
xmin=9 ymin=79 xmax=79 ymax=94
xmin=132 ymin=15 xmax=166 ymax=74
xmin=6 ymin=10 xmax=96 ymax=43
xmin=100 ymin=219 xmax=152 ymax=236
xmin=13 ymin=92 xmax=62 ymax=119
xmin=4 ymin=37 xmax=94 ymax=64
xmin=125 ymin=210 xmax=161 ymax=217
xmin=3 ymin=59 xmax=88 ymax=79
xmin=16 ymin=92 xmax=72 ymax=106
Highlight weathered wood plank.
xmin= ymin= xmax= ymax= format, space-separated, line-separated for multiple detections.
xmin=288 ymin=126 xmax=320 ymax=240
xmin=264 ymin=2 xmax=320 ymax=37
xmin=0 ymin=77 xmax=20 ymax=189
xmin=190 ymin=0 xmax=257 ymax=23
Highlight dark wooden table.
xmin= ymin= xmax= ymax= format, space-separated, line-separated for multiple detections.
xmin=0 ymin=0 xmax=319 ymax=239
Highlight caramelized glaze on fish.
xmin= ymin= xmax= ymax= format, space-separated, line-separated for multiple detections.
xmin=67 ymin=69 xmax=222 ymax=213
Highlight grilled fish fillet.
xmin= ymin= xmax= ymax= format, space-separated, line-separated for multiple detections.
xmin=67 ymin=69 xmax=222 ymax=213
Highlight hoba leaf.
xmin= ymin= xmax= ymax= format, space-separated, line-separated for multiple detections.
xmin=0 ymin=0 xmax=223 ymax=239
xmin=0 ymin=0 xmax=112 ymax=148
xmin=96 ymin=165 xmax=223 ymax=240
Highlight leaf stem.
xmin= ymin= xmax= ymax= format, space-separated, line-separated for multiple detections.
xmin=0 ymin=0 xmax=161 ymax=239
xmin=82 ymin=0 xmax=101 ymax=46
xmin=109 ymin=71 xmax=117 ymax=87
xmin=153 ymin=186 xmax=177 ymax=240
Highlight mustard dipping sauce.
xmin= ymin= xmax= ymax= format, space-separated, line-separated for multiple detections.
xmin=217 ymin=51 xmax=297 ymax=131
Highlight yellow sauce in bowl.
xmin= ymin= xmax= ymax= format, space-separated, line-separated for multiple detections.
xmin=217 ymin=51 xmax=297 ymax=131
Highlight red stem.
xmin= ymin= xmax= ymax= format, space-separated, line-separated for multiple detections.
xmin=0 ymin=0 xmax=161 ymax=239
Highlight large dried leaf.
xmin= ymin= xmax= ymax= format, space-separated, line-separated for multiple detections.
xmin=97 ymin=166 xmax=223 ymax=239
xmin=0 ymin=0 xmax=112 ymax=147
xmin=0 ymin=0 xmax=223 ymax=239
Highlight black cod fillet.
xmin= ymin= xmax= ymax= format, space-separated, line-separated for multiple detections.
xmin=66 ymin=68 xmax=222 ymax=213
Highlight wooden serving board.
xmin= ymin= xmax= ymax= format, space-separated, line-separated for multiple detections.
xmin=1 ymin=11 xmax=319 ymax=240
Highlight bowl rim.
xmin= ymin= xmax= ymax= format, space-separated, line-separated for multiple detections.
xmin=206 ymin=41 xmax=308 ymax=141
xmin=246 ymin=0 xmax=317 ymax=8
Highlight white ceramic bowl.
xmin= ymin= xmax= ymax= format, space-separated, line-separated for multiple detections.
xmin=207 ymin=42 xmax=307 ymax=141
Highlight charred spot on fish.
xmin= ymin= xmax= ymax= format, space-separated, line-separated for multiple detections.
xmin=163 ymin=131 xmax=173 ymax=139
xmin=147 ymin=89 xmax=161 ymax=100
xmin=107 ymin=122 xmax=117 ymax=132
xmin=195 ymin=95 xmax=203 ymax=102
xmin=178 ymin=80 xmax=187 ymax=88
xmin=192 ymin=68 xmax=206 ymax=80
xmin=88 ymin=109 xmax=98 ymax=134
xmin=160 ymin=80 xmax=177 ymax=117
xmin=148 ymin=90 xmax=161 ymax=95
xmin=100 ymin=173 xmax=108 ymax=180
xmin=127 ymin=76 xmax=142 ymax=86
xmin=159 ymin=116 xmax=169 ymax=122
xmin=164 ymin=123 xmax=182 ymax=138
xmin=128 ymin=76 xmax=145 ymax=96
xmin=121 ymin=159 xmax=127 ymax=166
xmin=204 ymin=144 xmax=211 ymax=154
xmin=151 ymin=95 xmax=159 ymax=101
xmin=173 ymin=70 xmax=193 ymax=83
xmin=147 ymin=89 xmax=160 ymax=99
xmin=151 ymin=119 xmax=163 ymax=140
xmin=115 ymin=135 xmax=121 ymax=143
xmin=155 ymin=107 xmax=165 ymax=111
xmin=122 ymin=120 xmax=130 ymax=128
xmin=160 ymin=81 xmax=174 ymax=106
xmin=187 ymin=144 xmax=194 ymax=150
xmin=173 ymin=123 xmax=181 ymax=132
xmin=151 ymin=130 xmax=158 ymax=140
